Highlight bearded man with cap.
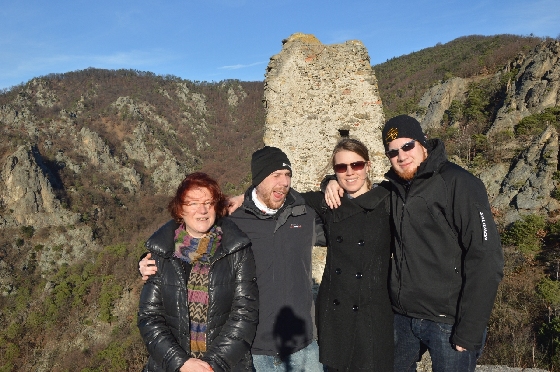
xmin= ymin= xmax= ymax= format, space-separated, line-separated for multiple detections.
xmin=325 ymin=115 xmax=503 ymax=372
xmin=229 ymin=146 xmax=325 ymax=371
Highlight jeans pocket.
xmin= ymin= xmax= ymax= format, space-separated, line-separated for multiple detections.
xmin=436 ymin=321 xmax=453 ymax=335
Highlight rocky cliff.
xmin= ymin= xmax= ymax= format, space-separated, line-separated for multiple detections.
xmin=413 ymin=77 xmax=469 ymax=129
xmin=413 ymin=40 xmax=560 ymax=225
xmin=490 ymin=40 xmax=560 ymax=135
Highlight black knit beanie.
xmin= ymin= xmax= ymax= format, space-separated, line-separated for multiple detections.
xmin=382 ymin=115 xmax=427 ymax=148
xmin=251 ymin=146 xmax=292 ymax=187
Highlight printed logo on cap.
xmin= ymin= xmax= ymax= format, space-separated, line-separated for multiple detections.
xmin=385 ymin=128 xmax=399 ymax=143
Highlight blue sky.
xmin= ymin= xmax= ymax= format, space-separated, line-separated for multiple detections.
xmin=1 ymin=0 xmax=558 ymax=90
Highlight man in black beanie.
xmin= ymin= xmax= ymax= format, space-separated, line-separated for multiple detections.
xmin=325 ymin=115 xmax=503 ymax=372
xmin=250 ymin=146 xmax=293 ymax=210
xmin=229 ymin=145 xmax=325 ymax=371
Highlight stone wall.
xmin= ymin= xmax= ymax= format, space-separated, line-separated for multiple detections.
xmin=263 ymin=33 xmax=388 ymax=192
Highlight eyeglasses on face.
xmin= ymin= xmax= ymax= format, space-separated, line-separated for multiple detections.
xmin=333 ymin=161 xmax=367 ymax=173
xmin=385 ymin=140 xmax=417 ymax=158
xmin=182 ymin=200 xmax=216 ymax=210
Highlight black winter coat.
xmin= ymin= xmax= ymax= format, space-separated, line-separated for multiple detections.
xmin=303 ymin=184 xmax=394 ymax=371
xmin=386 ymin=139 xmax=503 ymax=351
xmin=137 ymin=217 xmax=259 ymax=372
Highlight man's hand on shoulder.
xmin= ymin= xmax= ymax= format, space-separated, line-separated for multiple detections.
xmin=324 ymin=180 xmax=343 ymax=209
xmin=227 ymin=194 xmax=244 ymax=214
xmin=139 ymin=252 xmax=157 ymax=281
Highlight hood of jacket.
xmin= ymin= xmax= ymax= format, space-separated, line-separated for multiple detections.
xmin=385 ymin=138 xmax=448 ymax=187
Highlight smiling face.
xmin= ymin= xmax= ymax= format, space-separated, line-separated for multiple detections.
xmin=254 ymin=169 xmax=291 ymax=210
xmin=180 ymin=187 xmax=216 ymax=238
xmin=334 ymin=150 xmax=371 ymax=197
xmin=387 ymin=137 xmax=428 ymax=181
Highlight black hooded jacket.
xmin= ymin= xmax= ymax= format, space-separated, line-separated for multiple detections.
xmin=137 ymin=217 xmax=259 ymax=372
xmin=386 ymin=138 xmax=504 ymax=351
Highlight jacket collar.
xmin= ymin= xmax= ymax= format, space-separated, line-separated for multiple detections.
xmin=241 ymin=186 xmax=307 ymax=232
xmin=240 ymin=186 xmax=305 ymax=219
xmin=331 ymin=182 xmax=390 ymax=222
xmin=145 ymin=217 xmax=250 ymax=263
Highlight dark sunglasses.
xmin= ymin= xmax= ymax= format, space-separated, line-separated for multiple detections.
xmin=385 ymin=140 xmax=417 ymax=158
xmin=333 ymin=161 xmax=367 ymax=173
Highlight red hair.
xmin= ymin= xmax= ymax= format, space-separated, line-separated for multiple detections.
xmin=168 ymin=172 xmax=228 ymax=223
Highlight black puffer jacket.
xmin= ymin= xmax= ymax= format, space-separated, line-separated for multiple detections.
xmin=137 ymin=217 xmax=259 ymax=372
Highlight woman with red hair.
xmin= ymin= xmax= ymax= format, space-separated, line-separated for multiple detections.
xmin=138 ymin=172 xmax=258 ymax=372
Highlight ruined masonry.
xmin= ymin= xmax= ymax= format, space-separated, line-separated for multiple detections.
xmin=263 ymin=33 xmax=388 ymax=192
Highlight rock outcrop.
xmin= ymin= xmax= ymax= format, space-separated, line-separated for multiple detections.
xmin=263 ymin=33 xmax=388 ymax=191
xmin=0 ymin=144 xmax=79 ymax=228
xmin=489 ymin=125 xmax=559 ymax=224
xmin=414 ymin=77 xmax=469 ymax=129
xmin=121 ymin=120 xmax=191 ymax=195
xmin=409 ymin=41 xmax=560 ymax=226
xmin=490 ymin=40 xmax=560 ymax=135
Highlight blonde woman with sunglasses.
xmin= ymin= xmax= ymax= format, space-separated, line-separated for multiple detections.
xmin=301 ymin=138 xmax=393 ymax=371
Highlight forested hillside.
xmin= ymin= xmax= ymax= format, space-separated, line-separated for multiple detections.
xmin=375 ymin=34 xmax=544 ymax=118
xmin=0 ymin=34 xmax=559 ymax=371
xmin=0 ymin=71 xmax=265 ymax=371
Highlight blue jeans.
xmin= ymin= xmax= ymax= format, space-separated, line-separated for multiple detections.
xmin=252 ymin=340 xmax=323 ymax=372
xmin=394 ymin=314 xmax=485 ymax=372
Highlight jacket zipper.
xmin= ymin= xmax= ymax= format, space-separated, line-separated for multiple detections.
xmin=396 ymin=180 xmax=412 ymax=315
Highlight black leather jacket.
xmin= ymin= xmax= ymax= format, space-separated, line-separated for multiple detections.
xmin=137 ymin=217 xmax=259 ymax=372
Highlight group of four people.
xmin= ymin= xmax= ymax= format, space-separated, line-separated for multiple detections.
xmin=137 ymin=115 xmax=504 ymax=372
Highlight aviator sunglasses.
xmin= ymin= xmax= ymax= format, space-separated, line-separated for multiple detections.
xmin=333 ymin=161 xmax=367 ymax=173
xmin=385 ymin=140 xmax=417 ymax=158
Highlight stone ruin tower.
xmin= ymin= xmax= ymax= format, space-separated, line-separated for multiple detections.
xmin=263 ymin=33 xmax=388 ymax=192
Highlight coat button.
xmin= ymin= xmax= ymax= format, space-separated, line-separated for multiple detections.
xmin=356 ymin=272 xmax=362 ymax=279
xmin=358 ymin=240 xmax=365 ymax=246
xmin=353 ymin=305 xmax=359 ymax=311
xmin=336 ymin=236 xmax=343 ymax=243
xmin=335 ymin=268 xmax=342 ymax=274
xmin=333 ymin=299 xmax=340 ymax=305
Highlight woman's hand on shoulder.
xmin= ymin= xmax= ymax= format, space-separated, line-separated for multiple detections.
xmin=180 ymin=358 xmax=214 ymax=372
xmin=139 ymin=253 xmax=157 ymax=281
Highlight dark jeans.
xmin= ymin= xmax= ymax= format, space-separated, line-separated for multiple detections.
xmin=394 ymin=314 xmax=486 ymax=372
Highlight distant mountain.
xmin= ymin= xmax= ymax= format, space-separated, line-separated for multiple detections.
xmin=0 ymin=35 xmax=558 ymax=371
